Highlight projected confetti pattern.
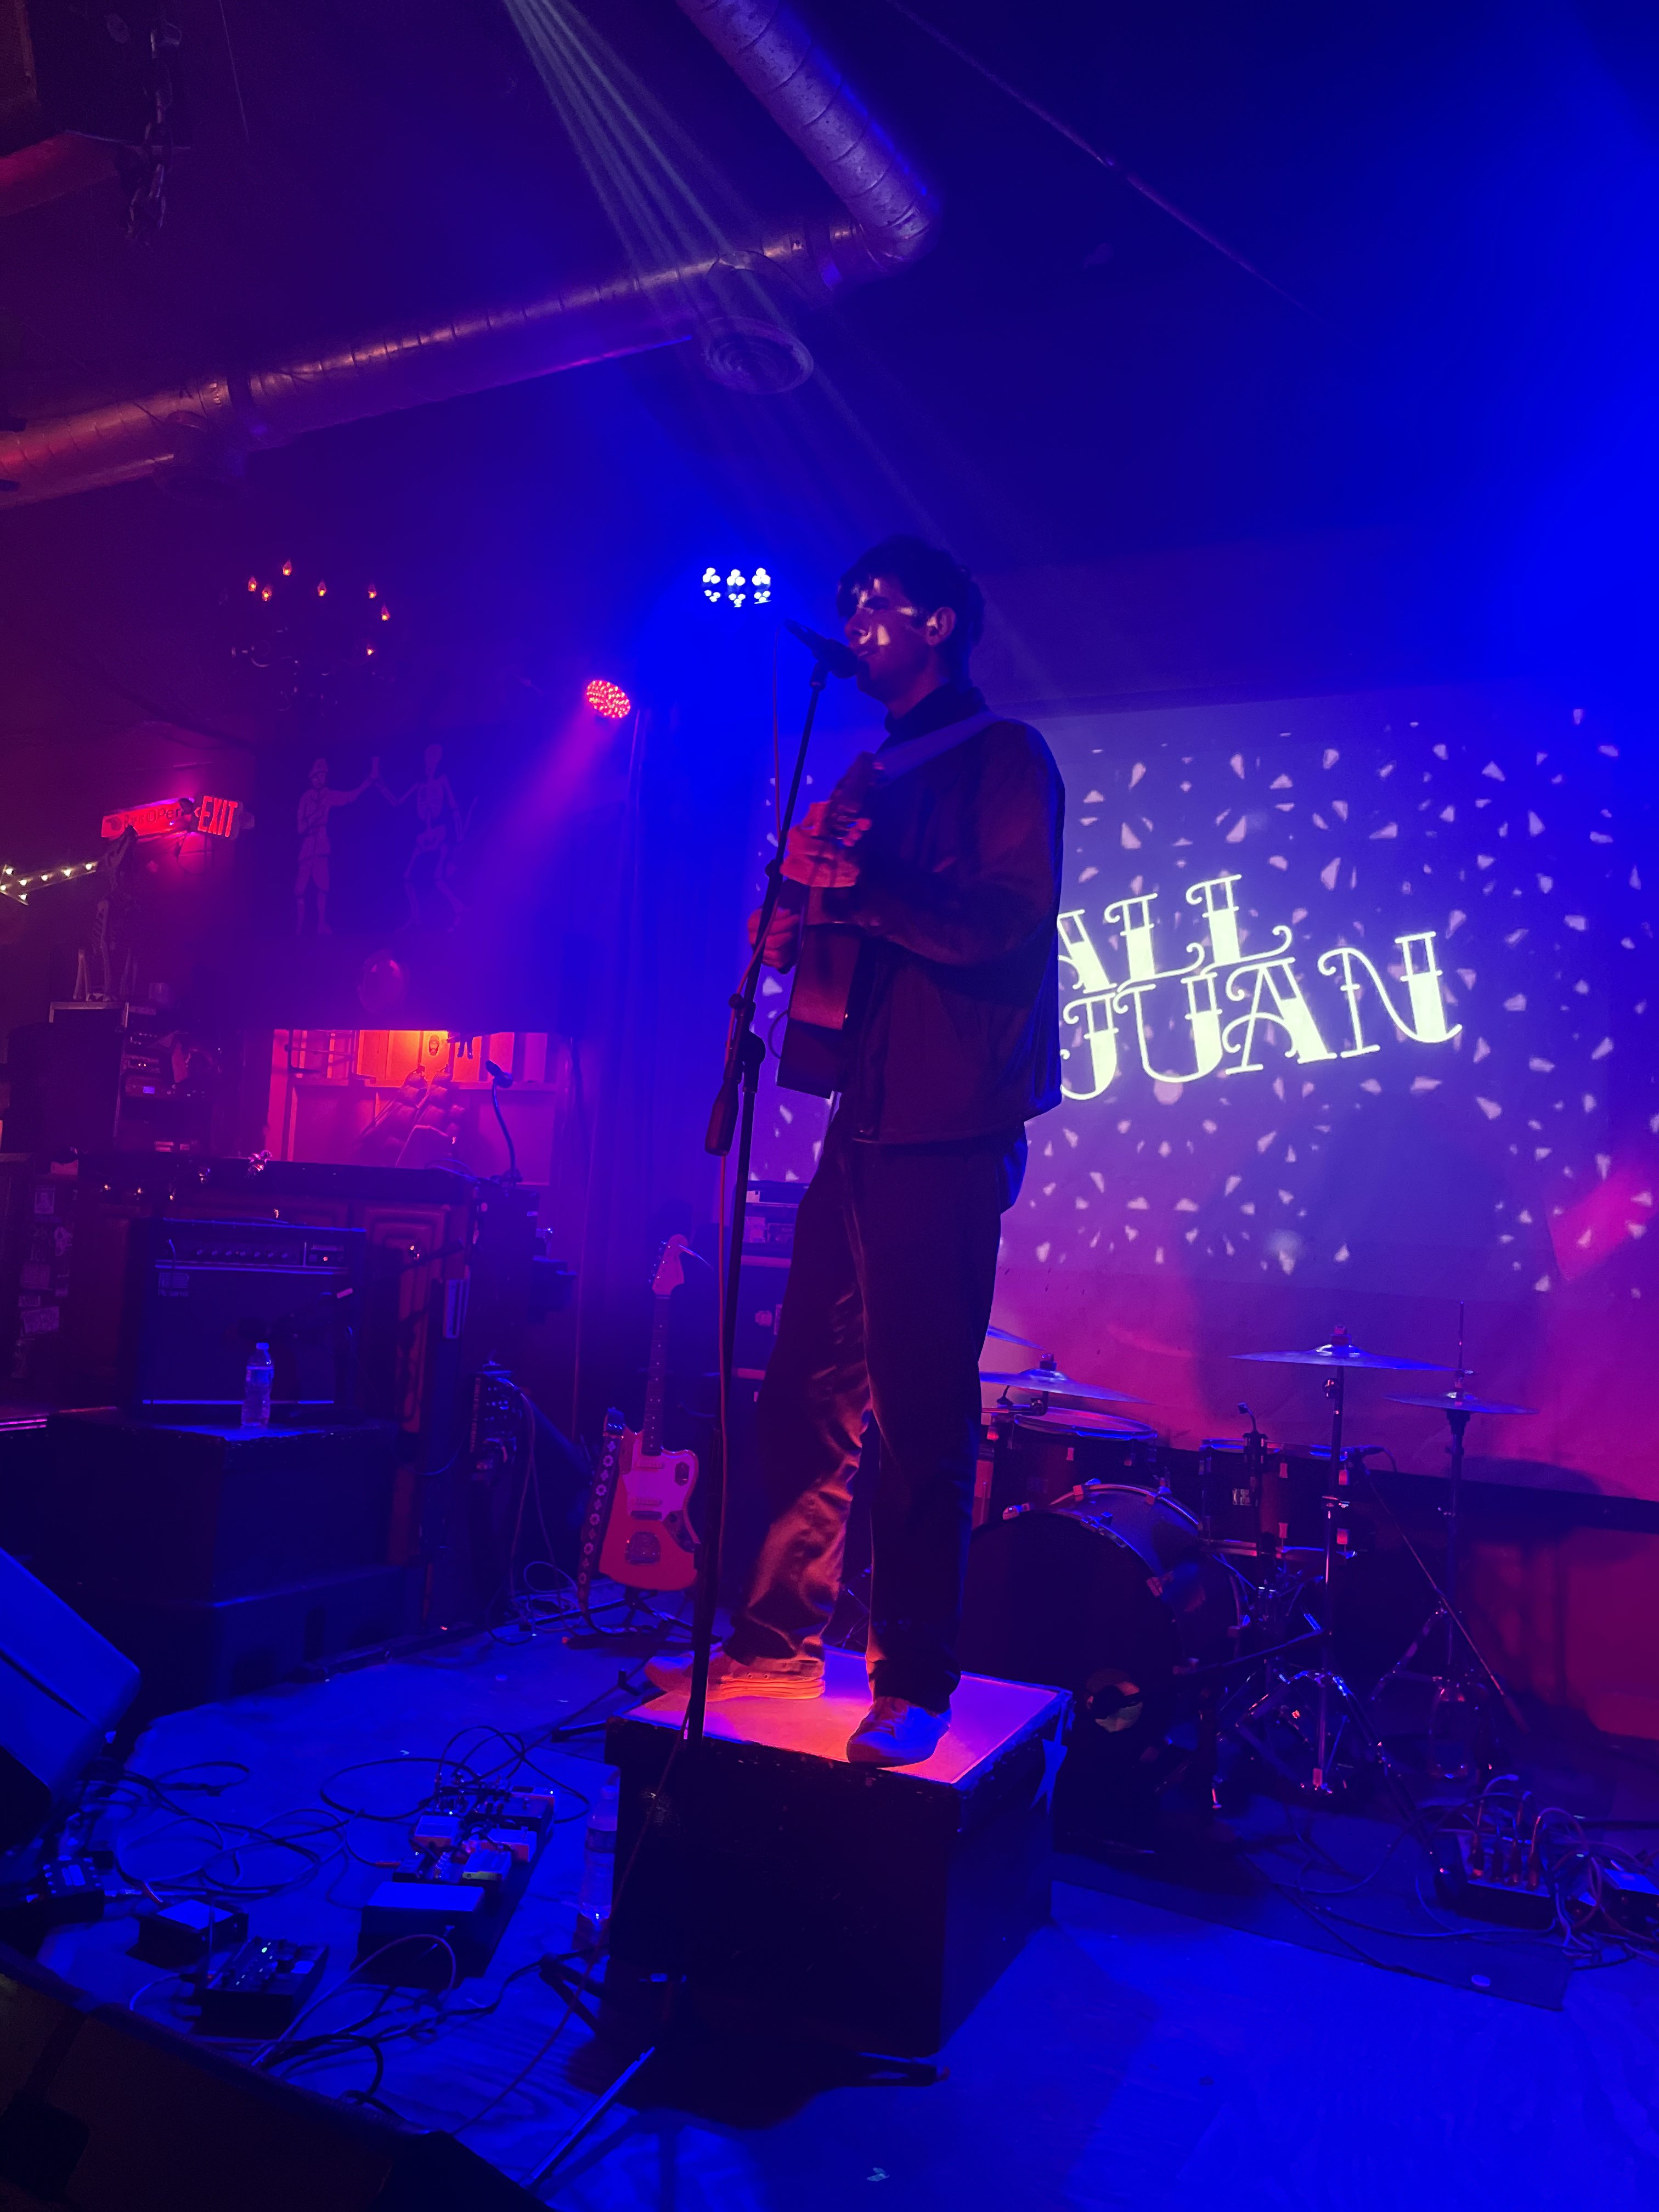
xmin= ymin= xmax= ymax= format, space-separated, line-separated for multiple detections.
xmin=749 ymin=685 xmax=1652 ymax=1307
xmin=1030 ymin=691 xmax=1650 ymax=1300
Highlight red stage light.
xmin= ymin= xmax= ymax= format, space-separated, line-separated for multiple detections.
xmin=317 ymin=580 xmax=328 ymax=598
xmin=246 ymin=575 xmax=257 ymax=593
xmin=584 ymin=679 xmax=631 ymax=721
xmin=281 ymin=560 xmax=293 ymax=577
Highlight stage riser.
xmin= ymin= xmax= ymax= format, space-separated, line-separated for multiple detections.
xmin=606 ymin=1694 xmax=1058 ymax=2057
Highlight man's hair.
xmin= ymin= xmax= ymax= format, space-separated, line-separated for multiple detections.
xmin=836 ymin=535 xmax=985 ymax=676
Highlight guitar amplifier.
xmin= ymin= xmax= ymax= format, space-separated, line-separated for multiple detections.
xmin=121 ymin=1216 xmax=365 ymax=1413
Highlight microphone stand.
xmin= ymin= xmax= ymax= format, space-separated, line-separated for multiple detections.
xmin=686 ymin=653 xmax=832 ymax=1753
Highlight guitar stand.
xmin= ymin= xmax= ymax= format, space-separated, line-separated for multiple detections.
xmin=565 ymin=1587 xmax=693 ymax=1655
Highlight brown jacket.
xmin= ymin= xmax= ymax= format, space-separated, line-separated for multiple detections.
xmin=823 ymin=683 xmax=1064 ymax=1144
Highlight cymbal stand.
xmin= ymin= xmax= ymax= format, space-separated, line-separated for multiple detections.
xmin=1368 ymin=1395 xmax=1513 ymax=1782
xmin=1235 ymin=1358 xmax=1391 ymax=1799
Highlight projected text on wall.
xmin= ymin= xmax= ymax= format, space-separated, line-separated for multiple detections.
xmin=1059 ymin=870 xmax=1460 ymax=1099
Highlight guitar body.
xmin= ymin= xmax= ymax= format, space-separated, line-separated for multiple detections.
xmin=598 ymin=1432 xmax=699 ymax=1590
xmin=777 ymin=906 xmax=867 ymax=1097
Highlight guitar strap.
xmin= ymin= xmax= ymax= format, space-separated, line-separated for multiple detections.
xmin=864 ymin=706 xmax=1006 ymax=789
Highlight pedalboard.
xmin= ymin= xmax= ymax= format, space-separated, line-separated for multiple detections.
xmin=1432 ymin=1833 xmax=1556 ymax=1931
xmin=357 ymin=1785 xmax=554 ymax=1987
xmin=193 ymin=1939 xmax=328 ymax=2038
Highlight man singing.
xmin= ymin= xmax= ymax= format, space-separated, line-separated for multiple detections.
xmin=651 ymin=537 xmax=1063 ymax=1765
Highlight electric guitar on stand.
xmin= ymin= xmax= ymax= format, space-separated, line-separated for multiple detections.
xmin=577 ymin=1238 xmax=699 ymax=1615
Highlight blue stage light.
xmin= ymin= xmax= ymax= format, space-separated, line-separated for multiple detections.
xmin=702 ymin=565 xmax=773 ymax=609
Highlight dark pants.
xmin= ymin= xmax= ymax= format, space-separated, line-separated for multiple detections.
xmin=726 ymin=1118 xmax=1023 ymax=1712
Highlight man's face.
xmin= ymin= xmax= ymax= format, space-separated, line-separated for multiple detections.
xmin=309 ymin=760 xmax=328 ymax=787
xmin=842 ymin=573 xmax=955 ymax=705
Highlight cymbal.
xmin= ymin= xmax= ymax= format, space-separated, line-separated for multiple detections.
xmin=985 ymin=1323 xmax=1045 ymax=1352
xmin=1389 ymin=1390 xmax=1537 ymax=1417
xmin=1236 ymin=1339 xmax=1446 ymax=1372
xmin=980 ymin=1363 xmax=1145 ymax=1405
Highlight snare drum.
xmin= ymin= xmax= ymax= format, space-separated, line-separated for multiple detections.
xmin=988 ymin=1407 xmax=1159 ymax=1520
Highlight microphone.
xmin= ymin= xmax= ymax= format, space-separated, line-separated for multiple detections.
xmin=783 ymin=618 xmax=858 ymax=680
xmin=483 ymin=1058 xmax=514 ymax=1088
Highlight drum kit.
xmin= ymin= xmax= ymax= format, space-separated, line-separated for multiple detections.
xmin=961 ymin=1307 xmax=1534 ymax=1812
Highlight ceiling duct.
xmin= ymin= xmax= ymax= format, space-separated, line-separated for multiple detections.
xmin=0 ymin=0 xmax=938 ymax=507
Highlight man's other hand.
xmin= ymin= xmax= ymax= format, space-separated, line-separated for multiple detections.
xmin=749 ymin=905 xmax=802 ymax=971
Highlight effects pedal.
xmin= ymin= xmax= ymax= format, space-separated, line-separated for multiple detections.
xmin=194 ymin=1939 xmax=328 ymax=2038
xmin=132 ymin=1899 xmax=249 ymax=1969
xmin=1569 ymin=1860 xmax=1659 ymax=1936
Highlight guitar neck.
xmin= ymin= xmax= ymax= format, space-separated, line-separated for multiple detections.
xmin=639 ymin=1292 xmax=672 ymax=1457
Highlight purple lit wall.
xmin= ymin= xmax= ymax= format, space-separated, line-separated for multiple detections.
xmin=749 ymin=681 xmax=1656 ymax=1499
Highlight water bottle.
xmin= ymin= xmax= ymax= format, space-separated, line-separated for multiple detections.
xmin=241 ymin=1342 xmax=274 ymax=1428
xmin=573 ymin=1771 xmax=619 ymax=1955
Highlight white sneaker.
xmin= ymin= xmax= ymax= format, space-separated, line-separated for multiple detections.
xmin=643 ymin=1650 xmax=825 ymax=1701
xmin=845 ymin=1696 xmax=951 ymax=1766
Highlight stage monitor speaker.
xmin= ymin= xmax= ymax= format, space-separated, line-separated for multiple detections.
xmin=0 ymin=1548 xmax=138 ymax=1850
xmin=0 ymin=1945 xmax=535 ymax=2210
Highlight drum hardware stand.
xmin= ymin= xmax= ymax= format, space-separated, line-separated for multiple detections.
xmin=1233 ymin=1357 xmax=1390 ymax=1801
xmin=1358 ymin=1449 xmax=1521 ymax=1782
xmin=1201 ymin=1401 xmax=1268 ymax=1542
xmin=1369 ymin=1310 xmax=1536 ymax=1784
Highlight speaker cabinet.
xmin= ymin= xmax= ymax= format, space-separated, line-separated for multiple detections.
xmin=0 ymin=1946 xmax=535 ymax=2210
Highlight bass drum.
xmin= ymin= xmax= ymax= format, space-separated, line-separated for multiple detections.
xmin=958 ymin=1486 xmax=1240 ymax=1739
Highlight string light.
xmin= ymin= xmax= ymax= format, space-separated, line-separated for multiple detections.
xmin=0 ymin=857 xmax=101 ymax=903
xmin=584 ymin=679 xmax=631 ymax=720
xmin=316 ymin=580 xmax=328 ymax=598
xmin=380 ymin=605 xmax=390 ymax=621
xmin=281 ymin=560 xmax=293 ymax=577
xmin=246 ymin=576 xmax=258 ymax=593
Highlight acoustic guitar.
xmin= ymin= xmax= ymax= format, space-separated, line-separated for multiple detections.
xmin=776 ymin=751 xmax=881 ymax=1098
xmin=578 ymin=1237 xmax=700 ymax=1599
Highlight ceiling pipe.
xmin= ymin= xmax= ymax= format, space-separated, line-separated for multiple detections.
xmin=673 ymin=0 xmax=939 ymax=281
xmin=0 ymin=0 xmax=938 ymax=509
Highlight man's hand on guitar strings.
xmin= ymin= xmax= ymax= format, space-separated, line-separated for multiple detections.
xmin=780 ymin=799 xmax=870 ymax=890
xmin=749 ymin=904 xmax=803 ymax=971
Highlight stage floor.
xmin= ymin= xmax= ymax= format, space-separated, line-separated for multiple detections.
xmin=37 ymin=1626 xmax=1659 ymax=2210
